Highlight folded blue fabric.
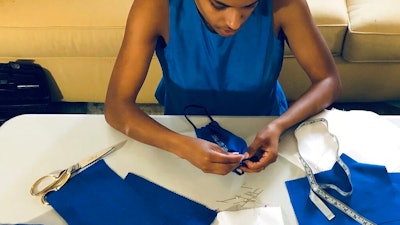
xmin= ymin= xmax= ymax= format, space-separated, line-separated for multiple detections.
xmin=285 ymin=154 xmax=400 ymax=225
xmin=46 ymin=160 xmax=217 ymax=225
xmin=124 ymin=173 xmax=217 ymax=225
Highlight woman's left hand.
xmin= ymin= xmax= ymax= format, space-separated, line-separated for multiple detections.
xmin=239 ymin=122 xmax=282 ymax=173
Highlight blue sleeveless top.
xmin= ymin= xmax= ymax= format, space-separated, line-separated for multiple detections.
xmin=155 ymin=0 xmax=288 ymax=115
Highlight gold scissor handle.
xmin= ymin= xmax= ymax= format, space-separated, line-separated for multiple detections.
xmin=30 ymin=168 xmax=72 ymax=204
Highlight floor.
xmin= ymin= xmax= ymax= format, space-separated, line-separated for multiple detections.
xmin=46 ymin=101 xmax=400 ymax=115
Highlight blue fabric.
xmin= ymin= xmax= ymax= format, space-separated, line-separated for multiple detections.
xmin=184 ymin=105 xmax=249 ymax=175
xmin=193 ymin=120 xmax=248 ymax=154
xmin=390 ymin=173 xmax=400 ymax=192
xmin=124 ymin=173 xmax=217 ymax=225
xmin=47 ymin=160 xmax=165 ymax=225
xmin=285 ymin=154 xmax=400 ymax=225
xmin=155 ymin=0 xmax=287 ymax=116
xmin=46 ymin=160 xmax=217 ymax=225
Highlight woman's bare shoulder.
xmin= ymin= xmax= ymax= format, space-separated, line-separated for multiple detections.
xmin=273 ymin=0 xmax=310 ymax=28
xmin=127 ymin=0 xmax=169 ymax=40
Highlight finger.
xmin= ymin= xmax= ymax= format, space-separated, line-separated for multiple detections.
xmin=240 ymin=161 xmax=265 ymax=173
xmin=246 ymin=138 xmax=264 ymax=159
xmin=209 ymin=150 xmax=247 ymax=174
xmin=200 ymin=156 xmax=244 ymax=175
xmin=241 ymin=151 xmax=276 ymax=173
xmin=239 ymin=161 xmax=265 ymax=173
xmin=210 ymin=150 xmax=245 ymax=165
xmin=240 ymin=166 xmax=264 ymax=173
xmin=207 ymin=144 xmax=245 ymax=163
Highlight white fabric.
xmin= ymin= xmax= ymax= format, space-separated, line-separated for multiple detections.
xmin=280 ymin=108 xmax=400 ymax=173
xmin=294 ymin=119 xmax=339 ymax=173
xmin=212 ymin=207 xmax=284 ymax=225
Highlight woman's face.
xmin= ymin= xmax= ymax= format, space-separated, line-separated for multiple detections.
xmin=194 ymin=0 xmax=259 ymax=37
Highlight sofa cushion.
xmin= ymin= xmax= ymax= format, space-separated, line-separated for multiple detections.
xmin=343 ymin=0 xmax=400 ymax=62
xmin=284 ymin=0 xmax=348 ymax=57
xmin=0 ymin=0 xmax=133 ymax=57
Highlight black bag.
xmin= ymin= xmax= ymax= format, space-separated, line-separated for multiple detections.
xmin=0 ymin=60 xmax=51 ymax=124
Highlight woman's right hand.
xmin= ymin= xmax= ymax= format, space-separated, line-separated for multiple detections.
xmin=176 ymin=137 xmax=245 ymax=175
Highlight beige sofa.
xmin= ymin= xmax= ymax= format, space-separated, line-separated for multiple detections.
xmin=1 ymin=0 xmax=399 ymax=104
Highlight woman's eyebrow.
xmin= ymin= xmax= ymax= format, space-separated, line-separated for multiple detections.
xmin=245 ymin=0 xmax=260 ymax=7
xmin=212 ymin=0 xmax=230 ymax=7
xmin=214 ymin=0 xmax=259 ymax=8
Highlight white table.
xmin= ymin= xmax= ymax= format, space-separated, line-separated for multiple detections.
xmin=1 ymin=112 xmax=399 ymax=225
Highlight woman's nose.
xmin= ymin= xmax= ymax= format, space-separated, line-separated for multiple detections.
xmin=225 ymin=9 xmax=244 ymax=30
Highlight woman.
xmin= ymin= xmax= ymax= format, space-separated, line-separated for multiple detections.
xmin=105 ymin=0 xmax=341 ymax=175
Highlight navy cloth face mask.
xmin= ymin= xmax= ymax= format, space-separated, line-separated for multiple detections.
xmin=184 ymin=105 xmax=249 ymax=175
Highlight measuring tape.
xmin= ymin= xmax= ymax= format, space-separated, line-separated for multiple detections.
xmin=295 ymin=118 xmax=376 ymax=225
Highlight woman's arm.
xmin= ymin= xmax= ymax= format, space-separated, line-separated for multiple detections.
xmin=242 ymin=0 xmax=342 ymax=172
xmin=105 ymin=0 xmax=175 ymax=151
xmin=272 ymin=0 xmax=342 ymax=129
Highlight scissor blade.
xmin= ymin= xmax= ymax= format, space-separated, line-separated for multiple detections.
xmin=70 ymin=140 xmax=127 ymax=176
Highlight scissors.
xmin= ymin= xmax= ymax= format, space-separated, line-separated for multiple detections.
xmin=30 ymin=140 xmax=127 ymax=204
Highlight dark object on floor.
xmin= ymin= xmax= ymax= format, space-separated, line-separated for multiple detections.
xmin=0 ymin=60 xmax=51 ymax=125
